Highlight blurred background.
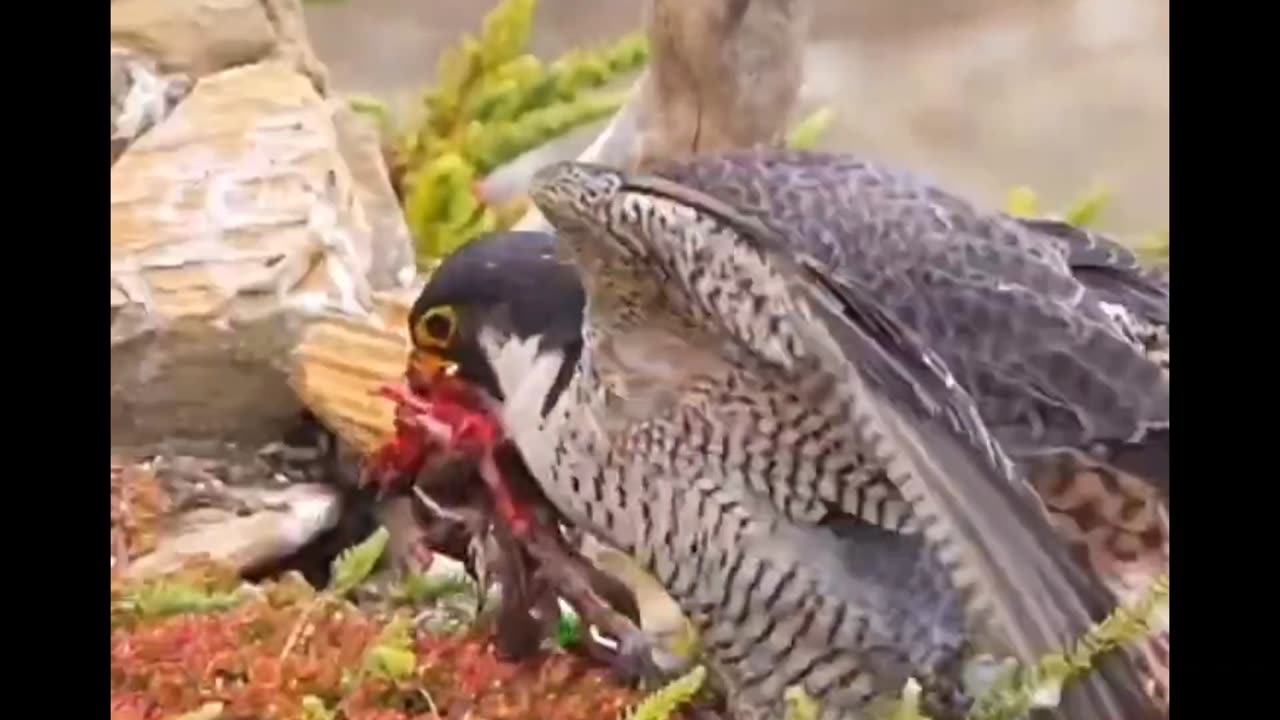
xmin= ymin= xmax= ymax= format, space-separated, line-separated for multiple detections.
xmin=304 ymin=0 xmax=1169 ymax=235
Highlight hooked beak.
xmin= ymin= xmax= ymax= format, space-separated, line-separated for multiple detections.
xmin=408 ymin=347 xmax=458 ymax=388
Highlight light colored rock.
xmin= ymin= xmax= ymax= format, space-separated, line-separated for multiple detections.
xmin=800 ymin=0 xmax=1169 ymax=234
xmin=331 ymin=107 xmax=415 ymax=290
xmin=261 ymin=0 xmax=331 ymax=93
xmin=111 ymin=0 xmax=329 ymax=90
xmin=111 ymin=0 xmax=277 ymax=78
xmin=288 ymin=285 xmax=419 ymax=456
xmin=124 ymin=482 xmax=343 ymax=580
xmin=111 ymin=60 xmax=414 ymax=447
xmin=111 ymin=47 xmax=193 ymax=164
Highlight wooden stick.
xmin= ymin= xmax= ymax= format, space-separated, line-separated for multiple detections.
xmin=514 ymin=0 xmax=811 ymax=231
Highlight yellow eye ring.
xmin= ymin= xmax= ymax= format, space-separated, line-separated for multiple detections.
xmin=412 ymin=306 xmax=457 ymax=349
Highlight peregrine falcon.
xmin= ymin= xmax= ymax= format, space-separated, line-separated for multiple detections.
xmin=397 ymin=151 xmax=1167 ymax=719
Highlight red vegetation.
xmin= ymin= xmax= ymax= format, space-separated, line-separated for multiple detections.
xmin=111 ymin=462 xmax=173 ymax=563
xmin=110 ymin=368 xmax=693 ymax=720
xmin=111 ymin=569 xmax=654 ymax=720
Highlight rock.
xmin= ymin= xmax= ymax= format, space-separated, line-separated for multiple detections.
xmin=260 ymin=0 xmax=330 ymax=93
xmin=111 ymin=435 xmax=372 ymax=583
xmin=288 ymin=286 xmax=419 ymax=455
xmin=111 ymin=0 xmax=329 ymax=89
xmin=331 ymin=108 xmax=416 ymax=290
xmin=111 ymin=0 xmax=277 ymax=78
xmin=111 ymin=60 xmax=415 ymax=447
xmin=123 ymin=482 xmax=343 ymax=581
xmin=111 ymin=47 xmax=193 ymax=164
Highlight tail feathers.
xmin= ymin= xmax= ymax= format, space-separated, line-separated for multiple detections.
xmin=1025 ymin=453 xmax=1170 ymax=719
xmin=1055 ymin=650 xmax=1165 ymax=720
xmin=1138 ymin=633 xmax=1170 ymax=712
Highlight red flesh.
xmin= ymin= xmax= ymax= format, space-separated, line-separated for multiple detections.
xmin=366 ymin=372 xmax=532 ymax=537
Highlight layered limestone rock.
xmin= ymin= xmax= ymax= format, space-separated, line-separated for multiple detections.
xmin=110 ymin=0 xmax=414 ymax=448
xmin=110 ymin=0 xmax=328 ymax=89
xmin=111 ymin=47 xmax=193 ymax=164
xmin=110 ymin=0 xmax=417 ymax=570
xmin=288 ymin=286 xmax=418 ymax=457
xmin=111 ymin=59 xmax=411 ymax=446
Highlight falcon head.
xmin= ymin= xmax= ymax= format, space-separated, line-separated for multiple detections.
xmin=406 ymin=230 xmax=585 ymax=420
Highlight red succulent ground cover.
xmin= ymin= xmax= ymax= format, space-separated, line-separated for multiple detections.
xmin=109 ymin=460 xmax=676 ymax=720
xmin=111 ymin=564 xmax=654 ymax=720
xmin=111 ymin=462 xmax=172 ymax=565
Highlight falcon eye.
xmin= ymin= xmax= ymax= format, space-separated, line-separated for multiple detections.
xmin=413 ymin=306 xmax=457 ymax=349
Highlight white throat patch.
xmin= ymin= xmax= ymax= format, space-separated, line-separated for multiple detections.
xmin=476 ymin=325 xmax=568 ymax=438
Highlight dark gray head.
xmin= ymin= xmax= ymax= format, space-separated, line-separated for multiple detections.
xmin=408 ymin=231 xmax=584 ymax=409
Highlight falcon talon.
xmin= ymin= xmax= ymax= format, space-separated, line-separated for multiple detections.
xmin=611 ymin=629 xmax=672 ymax=688
xmin=563 ymin=618 xmax=667 ymax=687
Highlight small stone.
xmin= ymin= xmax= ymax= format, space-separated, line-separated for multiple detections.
xmin=124 ymin=482 xmax=342 ymax=580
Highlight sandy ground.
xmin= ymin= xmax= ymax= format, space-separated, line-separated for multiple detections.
xmin=303 ymin=0 xmax=1168 ymax=235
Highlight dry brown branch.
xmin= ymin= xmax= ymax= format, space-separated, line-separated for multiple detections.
xmin=515 ymin=0 xmax=812 ymax=230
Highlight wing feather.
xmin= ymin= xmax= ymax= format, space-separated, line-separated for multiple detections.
xmin=647 ymin=151 xmax=1170 ymax=498
xmin=1014 ymin=216 xmax=1169 ymax=328
xmin=620 ymin=172 xmax=1159 ymax=719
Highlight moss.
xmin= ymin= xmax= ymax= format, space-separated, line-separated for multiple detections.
xmin=785 ymin=107 xmax=835 ymax=151
xmin=968 ymin=574 xmax=1169 ymax=720
xmin=620 ymin=665 xmax=707 ymax=720
xmin=109 ymin=531 xmax=709 ymax=720
xmin=839 ymin=573 xmax=1171 ymax=720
